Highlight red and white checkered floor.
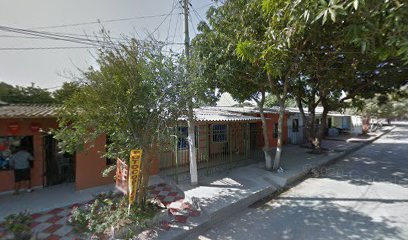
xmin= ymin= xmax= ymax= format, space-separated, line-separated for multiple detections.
xmin=0 ymin=183 xmax=200 ymax=239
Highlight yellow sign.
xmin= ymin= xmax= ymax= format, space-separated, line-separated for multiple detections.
xmin=128 ymin=149 xmax=142 ymax=205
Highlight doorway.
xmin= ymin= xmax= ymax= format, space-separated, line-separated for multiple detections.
xmin=43 ymin=135 xmax=75 ymax=186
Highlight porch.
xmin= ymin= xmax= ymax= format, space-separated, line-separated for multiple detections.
xmin=159 ymin=120 xmax=265 ymax=182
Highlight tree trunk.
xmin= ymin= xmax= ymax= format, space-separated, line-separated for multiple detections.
xmin=312 ymin=105 xmax=328 ymax=154
xmin=273 ymin=75 xmax=289 ymax=170
xmin=296 ymin=96 xmax=308 ymax=144
xmin=259 ymin=106 xmax=272 ymax=169
xmin=187 ymin=105 xmax=198 ymax=185
xmin=307 ymin=107 xmax=317 ymax=147
xmin=273 ymin=97 xmax=285 ymax=169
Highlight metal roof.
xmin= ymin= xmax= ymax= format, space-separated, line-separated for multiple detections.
xmin=201 ymin=106 xmax=279 ymax=114
xmin=179 ymin=107 xmax=263 ymax=122
xmin=0 ymin=104 xmax=58 ymax=119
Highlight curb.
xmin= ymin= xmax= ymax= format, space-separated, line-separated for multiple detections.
xmin=162 ymin=126 xmax=396 ymax=240
xmin=174 ymin=185 xmax=276 ymax=240
xmin=320 ymin=126 xmax=396 ymax=169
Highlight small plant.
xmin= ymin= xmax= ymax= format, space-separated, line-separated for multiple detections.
xmin=4 ymin=211 xmax=32 ymax=240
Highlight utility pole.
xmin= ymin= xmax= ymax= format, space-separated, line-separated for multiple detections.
xmin=183 ymin=0 xmax=190 ymax=58
xmin=184 ymin=0 xmax=198 ymax=185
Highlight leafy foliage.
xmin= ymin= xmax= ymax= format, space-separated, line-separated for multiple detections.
xmin=68 ymin=192 xmax=157 ymax=236
xmin=54 ymin=38 xmax=187 ymax=207
xmin=4 ymin=211 xmax=32 ymax=236
xmin=0 ymin=82 xmax=55 ymax=104
xmin=53 ymin=81 xmax=82 ymax=103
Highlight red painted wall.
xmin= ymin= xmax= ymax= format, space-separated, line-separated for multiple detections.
xmin=0 ymin=118 xmax=57 ymax=192
xmin=75 ymin=134 xmax=114 ymax=190
xmin=0 ymin=118 xmax=117 ymax=193
xmin=255 ymin=113 xmax=288 ymax=148
xmin=75 ymin=136 xmax=160 ymax=191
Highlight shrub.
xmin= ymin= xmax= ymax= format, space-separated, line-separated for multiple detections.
xmin=4 ymin=211 xmax=32 ymax=240
xmin=68 ymin=192 xmax=158 ymax=237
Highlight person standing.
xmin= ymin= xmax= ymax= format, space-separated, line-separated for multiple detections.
xmin=10 ymin=146 xmax=34 ymax=194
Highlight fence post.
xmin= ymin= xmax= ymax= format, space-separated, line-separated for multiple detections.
xmin=229 ymin=124 xmax=233 ymax=169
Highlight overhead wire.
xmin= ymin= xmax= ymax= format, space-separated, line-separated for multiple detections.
xmin=143 ymin=2 xmax=178 ymax=41
xmin=0 ymin=25 xmax=184 ymax=48
xmin=0 ymin=1 xmax=213 ymax=53
xmin=0 ymin=46 xmax=95 ymax=51
xmin=191 ymin=5 xmax=205 ymax=22
xmin=188 ymin=12 xmax=198 ymax=36
xmin=30 ymin=12 xmax=180 ymax=30
xmin=171 ymin=1 xmax=182 ymax=44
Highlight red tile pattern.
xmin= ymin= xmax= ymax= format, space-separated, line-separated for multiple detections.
xmin=0 ymin=183 xmax=201 ymax=238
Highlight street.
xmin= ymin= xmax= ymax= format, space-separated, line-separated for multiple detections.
xmin=198 ymin=126 xmax=408 ymax=240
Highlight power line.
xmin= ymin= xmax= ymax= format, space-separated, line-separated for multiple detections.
xmin=166 ymin=0 xmax=177 ymax=42
xmin=144 ymin=2 xmax=178 ymax=41
xmin=189 ymin=13 xmax=198 ymax=36
xmin=195 ymin=2 xmax=214 ymax=10
xmin=30 ymin=13 xmax=179 ymax=30
xmin=0 ymin=25 xmax=106 ymax=47
xmin=0 ymin=46 xmax=95 ymax=50
xmin=191 ymin=5 xmax=205 ymax=22
xmin=0 ymin=25 xmax=185 ymax=48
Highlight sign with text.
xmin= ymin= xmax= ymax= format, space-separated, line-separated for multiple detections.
xmin=128 ymin=149 xmax=142 ymax=205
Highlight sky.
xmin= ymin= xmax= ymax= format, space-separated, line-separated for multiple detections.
xmin=0 ymin=0 xmax=214 ymax=89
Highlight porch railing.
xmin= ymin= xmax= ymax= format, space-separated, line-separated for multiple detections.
xmin=159 ymin=122 xmax=265 ymax=182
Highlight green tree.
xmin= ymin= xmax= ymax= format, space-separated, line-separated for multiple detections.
xmin=53 ymin=82 xmax=82 ymax=103
xmin=236 ymin=0 xmax=313 ymax=168
xmin=279 ymin=0 xmax=408 ymax=152
xmin=0 ymin=82 xmax=54 ymax=104
xmin=192 ymin=0 xmax=274 ymax=168
xmin=362 ymin=91 xmax=408 ymax=123
xmin=265 ymin=95 xmax=297 ymax=108
xmin=55 ymin=39 xmax=186 ymax=208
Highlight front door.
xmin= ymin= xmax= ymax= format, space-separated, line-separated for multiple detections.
xmin=43 ymin=135 xmax=75 ymax=186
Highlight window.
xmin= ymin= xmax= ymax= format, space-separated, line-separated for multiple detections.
xmin=0 ymin=136 xmax=34 ymax=170
xmin=177 ymin=126 xmax=199 ymax=150
xmin=106 ymin=136 xmax=115 ymax=166
xmin=273 ymin=123 xmax=278 ymax=138
xmin=292 ymin=119 xmax=299 ymax=132
xmin=212 ymin=124 xmax=227 ymax=142
xmin=177 ymin=127 xmax=189 ymax=150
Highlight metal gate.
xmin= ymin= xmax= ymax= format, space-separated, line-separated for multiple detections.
xmin=159 ymin=122 xmax=264 ymax=182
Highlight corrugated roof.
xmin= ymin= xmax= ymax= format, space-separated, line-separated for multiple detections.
xmin=201 ymin=106 xmax=279 ymax=114
xmin=179 ymin=107 xmax=263 ymax=122
xmin=0 ymin=104 xmax=58 ymax=118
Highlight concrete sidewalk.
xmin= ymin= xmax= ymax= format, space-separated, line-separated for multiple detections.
xmin=0 ymin=175 xmax=164 ymax=222
xmin=146 ymin=126 xmax=395 ymax=240
xmin=154 ymin=165 xmax=279 ymax=240
xmin=0 ymin=183 xmax=116 ymax=222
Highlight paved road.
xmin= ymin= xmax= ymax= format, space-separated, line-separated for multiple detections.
xmin=198 ymin=126 xmax=408 ymax=240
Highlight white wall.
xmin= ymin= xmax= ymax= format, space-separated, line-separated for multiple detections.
xmin=351 ymin=115 xmax=363 ymax=134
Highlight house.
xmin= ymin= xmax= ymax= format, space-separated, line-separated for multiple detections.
xmin=0 ymin=104 xmax=292 ymax=194
xmin=0 ymin=104 xmax=113 ymax=194
xmin=158 ymin=107 xmax=266 ymax=177
xmin=158 ymin=106 xmax=291 ymax=180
